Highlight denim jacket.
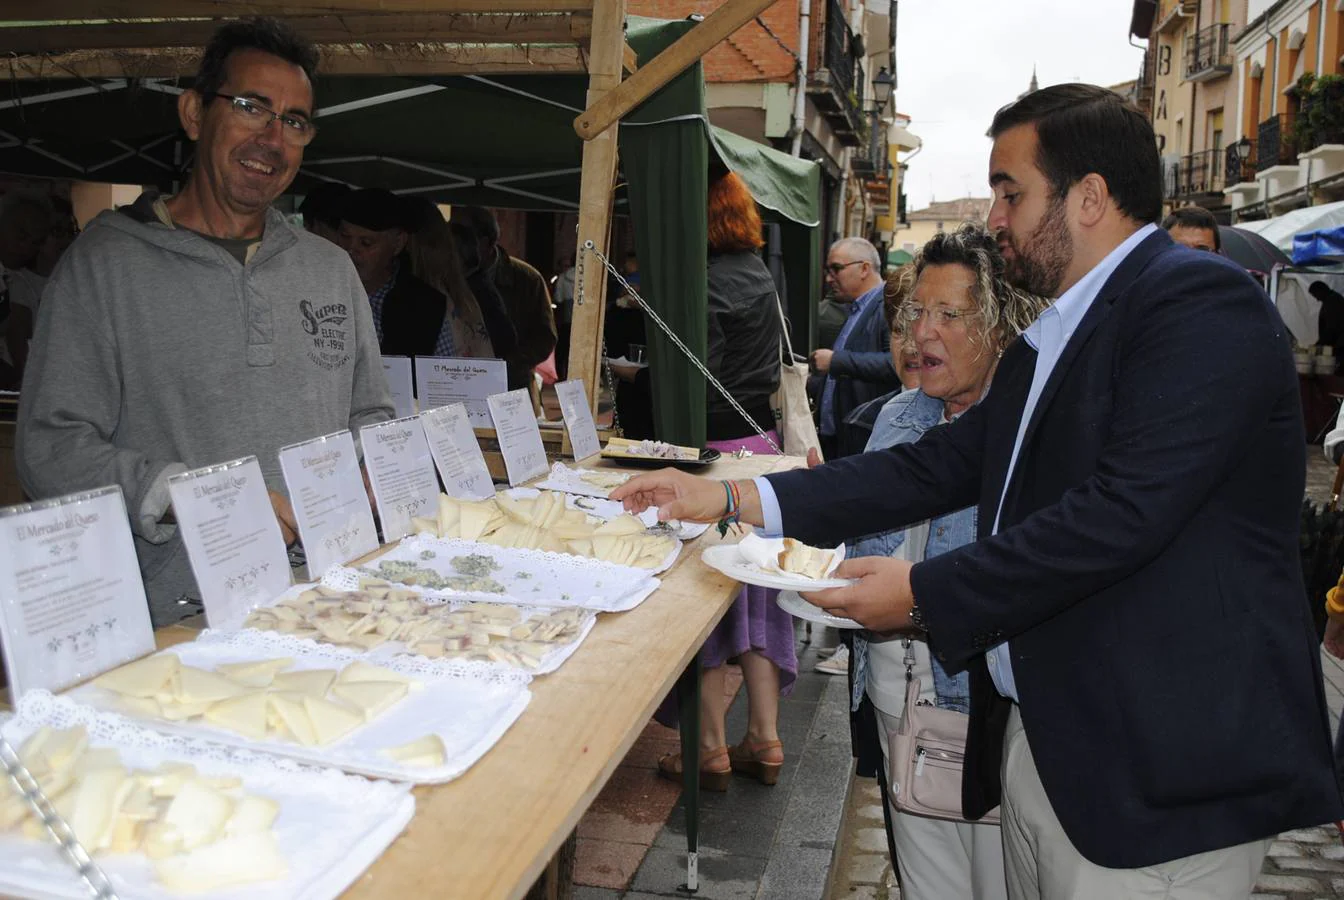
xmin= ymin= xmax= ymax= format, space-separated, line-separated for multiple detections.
xmin=845 ymin=388 xmax=975 ymax=715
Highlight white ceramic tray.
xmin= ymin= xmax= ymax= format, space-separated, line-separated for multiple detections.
xmin=0 ymin=691 xmax=414 ymax=900
xmin=67 ymin=636 xmax=532 ymax=784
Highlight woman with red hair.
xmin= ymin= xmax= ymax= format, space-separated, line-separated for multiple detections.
xmin=657 ymin=171 xmax=794 ymax=791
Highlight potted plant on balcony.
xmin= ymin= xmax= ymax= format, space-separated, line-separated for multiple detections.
xmin=1304 ymin=74 xmax=1344 ymax=150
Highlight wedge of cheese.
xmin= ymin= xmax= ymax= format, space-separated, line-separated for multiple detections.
xmin=335 ymin=660 xmax=422 ymax=691
xmin=215 ymin=658 xmax=295 ymax=688
xmin=204 ymin=692 xmax=269 ymax=740
xmin=225 ymin=794 xmax=280 ymax=836
xmin=302 ymin=696 xmax=364 ymax=745
xmin=162 ymin=779 xmax=234 ymax=851
xmin=380 ymin=733 xmax=446 ymax=767
xmin=269 ymin=668 xmax=337 ymax=698
xmin=268 ymin=694 xmax=318 ymax=746
xmin=776 ymin=538 xmax=835 ymax=580
xmin=176 ymin=666 xmax=251 ymax=704
xmin=411 ymin=515 xmax=439 ymax=536
xmin=458 ymin=500 xmax=496 ymax=541
xmin=154 ymin=831 xmax=288 ymax=893
xmin=66 ymin=768 xmax=130 ymax=851
xmin=437 ymin=493 xmax=461 ymax=537
xmin=330 ymin=680 xmax=407 ymax=721
xmin=594 ymin=514 xmax=645 ymax=537
xmin=94 ymin=653 xmax=180 ymax=698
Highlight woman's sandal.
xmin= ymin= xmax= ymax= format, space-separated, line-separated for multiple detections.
xmin=657 ymin=746 xmax=732 ymax=792
xmin=728 ymin=739 xmax=784 ymax=786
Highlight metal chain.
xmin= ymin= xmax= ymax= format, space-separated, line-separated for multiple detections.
xmin=581 ymin=241 xmax=781 ymax=454
xmin=1 ymin=734 xmax=119 ymax=900
xmin=574 ymin=240 xmax=622 ymax=435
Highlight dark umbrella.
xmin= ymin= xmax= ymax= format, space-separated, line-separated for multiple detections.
xmin=1219 ymin=225 xmax=1292 ymax=272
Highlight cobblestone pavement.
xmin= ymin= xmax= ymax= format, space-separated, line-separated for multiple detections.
xmin=828 ymin=446 xmax=1344 ymax=900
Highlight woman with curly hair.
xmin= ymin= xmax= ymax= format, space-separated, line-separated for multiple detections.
xmin=656 ymin=171 xmax=793 ymax=791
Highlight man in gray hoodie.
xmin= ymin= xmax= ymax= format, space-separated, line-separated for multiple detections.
xmin=16 ymin=18 xmax=393 ymax=625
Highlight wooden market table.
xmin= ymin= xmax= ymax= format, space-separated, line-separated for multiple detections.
xmin=46 ymin=452 xmax=801 ymax=900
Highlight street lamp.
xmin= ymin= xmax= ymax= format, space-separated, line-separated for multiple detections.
xmin=872 ymin=67 xmax=895 ymax=115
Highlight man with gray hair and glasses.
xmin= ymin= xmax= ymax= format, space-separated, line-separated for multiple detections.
xmin=812 ymin=236 xmax=902 ymax=460
xmin=17 ymin=17 xmax=392 ymax=626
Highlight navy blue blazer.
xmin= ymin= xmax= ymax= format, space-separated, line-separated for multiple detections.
xmin=819 ymin=292 xmax=901 ymax=455
xmin=767 ymin=230 xmax=1344 ymax=868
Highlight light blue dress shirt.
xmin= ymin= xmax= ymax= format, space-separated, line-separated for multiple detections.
xmin=756 ymin=223 xmax=1159 ymax=703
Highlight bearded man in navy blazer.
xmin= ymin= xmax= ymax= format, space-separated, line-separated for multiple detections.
xmin=615 ymin=83 xmax=1344 ymax=898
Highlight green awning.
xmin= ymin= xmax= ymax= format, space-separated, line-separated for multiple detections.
xmin=0 ymin=15 xmax=820 ymax=447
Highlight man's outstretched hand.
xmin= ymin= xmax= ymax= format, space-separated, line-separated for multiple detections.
xmin=802 ymin=556 xmax=918 ymax=633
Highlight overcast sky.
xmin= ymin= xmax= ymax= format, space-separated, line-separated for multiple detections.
xmin=895 ymin=0 xmax=1147 ymax=211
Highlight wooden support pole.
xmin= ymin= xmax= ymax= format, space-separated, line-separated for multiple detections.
xmin=567 ymin=0 xmax=625 ymax=418
xmin=572 ymin=0 xmax=777 ymax=141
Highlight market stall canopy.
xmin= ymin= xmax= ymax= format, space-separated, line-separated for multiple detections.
xmin=1236 ymin=200 xmax=1344 ymax=251
xmin=1295 ymin=226 xmax=1344 ymax=266
xmin=0 ymin=14 xmax=820 ymax=447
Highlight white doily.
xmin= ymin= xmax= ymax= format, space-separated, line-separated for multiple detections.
xmin=1 ymin=691 xmax=414 ymax=900
xmin=353 ymin=534 xmax=661 ymax=613
xmin=67 ymin=640 xmax=532 ymax=784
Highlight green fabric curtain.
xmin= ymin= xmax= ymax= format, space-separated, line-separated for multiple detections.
xmin=622 ymin=120 xmax=710 ymax=448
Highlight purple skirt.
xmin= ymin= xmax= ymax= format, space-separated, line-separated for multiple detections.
xmin=654 ymin=430 xmax=799 ymax=728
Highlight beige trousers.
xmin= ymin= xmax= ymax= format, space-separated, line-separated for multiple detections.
xmin=1001 ymin=707 xmax=1270 ymax=900
xmin=874 ymin=706 xmax=1009 ymax=900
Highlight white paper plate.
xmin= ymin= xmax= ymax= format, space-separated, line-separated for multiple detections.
xmin=700 ymin=544 xmax=853 ymax=591
xmin=776 ymin=590 xmax=862 ymax=629
xmin=1 ymin=691 xmax=414 ymax=900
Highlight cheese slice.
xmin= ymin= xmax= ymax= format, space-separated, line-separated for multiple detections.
xmin=154 ymin=830 xmax=288 ymax=892
xmin=381 ymin=734 xmax=446 ymax=767
xmin=302 ymin=696 xmax=365 ymax=746
xmin=411 ymin=515 xmax=439 ymax=536
xmin=176 ymin=666 xmax=250 ymax=704
xmin=269 ymin=668 xmax=337 ymax=698
xmin=594 ymin=514 xmax=644 ymax=537
xmin=37 ymin=726 xmax=90 ymax=775
xmin=330 ymin=680 xmax=408 ymax=721
xmin=67 ymin=767 xmax=130 ymax=851
xmin=336 ymin=660 xmax=422 ymax=690
xmin=457 ymin=500 xmax=496 ymax=541
xmin=495 ymin=492 xmax=533 ymax=525
xmin=268 ymin=694 xmax=318 ymax=746
xmin=215 ymin=658 xmax=295 ymax=688
xmin=162 ymin=779 xmax=233 ymax=850
xmin=114 ymin=695 xmax=163 ymax=719
xmin=225 ymin=794 xmax=280 ymax=835
xmin=203 ymin=692 xmax=269 ymax=740
xmin=158 ymin=698 xmax=217 ymax=721
xmin=94 ymin=653 xmax=180 ymax=698
xmin=436 ymin=493 xmax=461 ymax=538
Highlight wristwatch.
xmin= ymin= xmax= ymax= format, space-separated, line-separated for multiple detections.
xmin=908 ymin=600 xmax=927 ymax=633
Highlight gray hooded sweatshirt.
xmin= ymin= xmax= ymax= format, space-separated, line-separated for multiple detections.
xmin=17 ymin=191 xmax=393 ymax=625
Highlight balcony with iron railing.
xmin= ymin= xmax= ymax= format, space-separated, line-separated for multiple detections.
xmin=1225 ymin=140 xmax=1257 ymax=185
xmin=806 ymin=0 xmax=865 ymax=145
xmin=1164 ymin=149 xmax=1224 ymax=200
xmin=1297 ymin=90 xmax=1344 ymax=154
xmin=1184 ymin=23 xmax=1232 ymax=82
xmin=1257 ymin=113 xmax=1298 ymax=172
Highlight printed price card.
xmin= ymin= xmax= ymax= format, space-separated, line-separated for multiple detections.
xmin=420 ymin=403 xmax=495 ymax=501
xmin=488 ymin=388 xmax=549 ymax=486
xmin=414 ymin=357 xmax=507 ymax=427
xmin=0 ymin=486 xmax=155 ymax=698
xmin=360 ymin=415 xmax=440 ymax=542
xmin=555 ymin=379 xmax=602 ymax=462
xmin=382 ymin=355 xmax=415 ymax=419
xmin=168 ymin=456 xmax=291 ymax=628
xmin=278 ymin=430 xmax=378 ymax=579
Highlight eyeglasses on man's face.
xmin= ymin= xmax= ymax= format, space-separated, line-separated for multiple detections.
xmin=896 ymin=304 xmax=983 ymax=328
xmin=825 ymin=260 xmax=865 ymax=275
xmin=210 ymin=92 xmax=317 ymax=147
